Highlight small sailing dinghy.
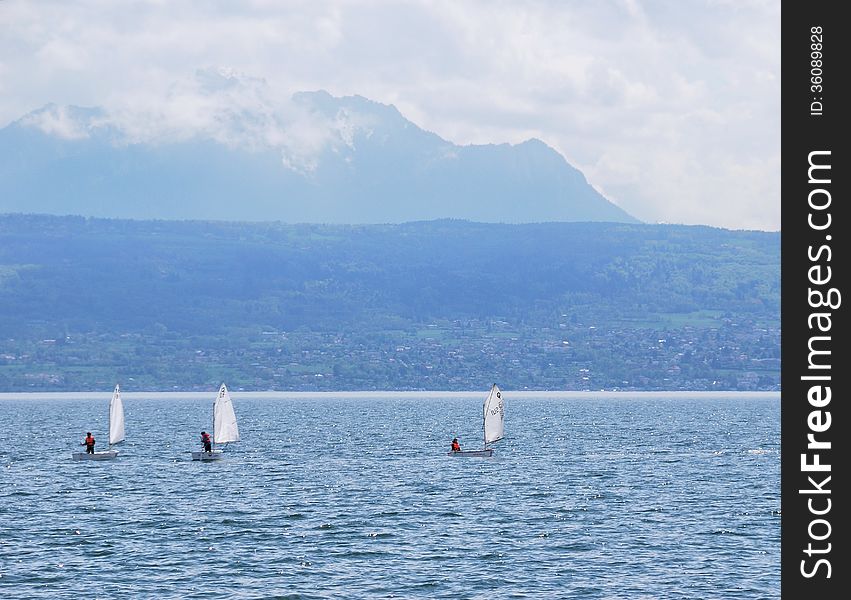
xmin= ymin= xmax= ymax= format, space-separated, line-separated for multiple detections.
xmin=448 ymin=384 xmax=505 ymax=457
xmin=72 ymin=384 xmax=125 ymax=460
xmin=191 ymin=383 xmax=240 ymax=461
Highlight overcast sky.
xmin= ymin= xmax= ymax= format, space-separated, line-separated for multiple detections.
xmin=0 ymin=0 xmax=780 ymax=231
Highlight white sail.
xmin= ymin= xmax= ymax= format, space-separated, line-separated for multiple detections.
xmin=108 ymin=384 xmax=126 ymax=446
xmin=483 ymin=384 xmax=504 ymax=446
xmin=213 ymin=383 xmax=240 ymax=444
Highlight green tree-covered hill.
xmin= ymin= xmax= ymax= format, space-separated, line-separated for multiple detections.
xmin=0 ymin=215 xmax=779 ymax=391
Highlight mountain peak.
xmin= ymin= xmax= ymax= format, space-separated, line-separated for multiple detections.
xmin=1 ymin=90 xmax=638 ymax=224
xmin=293 ymin=90 xmax=408 ymax=126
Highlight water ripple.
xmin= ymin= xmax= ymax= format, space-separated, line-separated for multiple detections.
xmin=0 ymin=394 xmax=779 ymax=598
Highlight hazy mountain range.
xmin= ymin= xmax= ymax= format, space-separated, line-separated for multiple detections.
xmin=0 ymin=75 xmax=636 ymax=224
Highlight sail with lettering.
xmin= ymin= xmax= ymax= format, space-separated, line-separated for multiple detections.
xmin=108 ymin=384 xmax=126 ymax=446
xmin=483 ymin=384 xmax=505 ymax=446
xmin=213 ymin=383 xmax=240 ymax=444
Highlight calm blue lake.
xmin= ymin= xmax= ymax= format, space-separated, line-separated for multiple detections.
xmin=0 ymin=393 xmax=780 ymax=599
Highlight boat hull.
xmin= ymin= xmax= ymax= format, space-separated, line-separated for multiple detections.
xmin=191 ymin=450 xmax=224 ymax=461
xmin=72 ymin=450 xmax=119 ymax=460
xmin=447 ymin=449 xmax=493 ymax=457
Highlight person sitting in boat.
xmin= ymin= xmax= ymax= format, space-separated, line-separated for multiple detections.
xmin=201 ymin=431 xmax=212 ymax=452
xmin=451 ymin=437 xmax=461 ymax=452
xmin=82 ymin=432 xmax=95 ymax=454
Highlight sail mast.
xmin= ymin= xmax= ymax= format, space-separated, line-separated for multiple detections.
xmin=482 ymin=383 xmax=493 ymax=450
xmin=108 ymin=387 xmax=112 ymax=450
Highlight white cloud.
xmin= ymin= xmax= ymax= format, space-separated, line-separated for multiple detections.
xmin=0 ymin=0 xmax=780 ymax=230
xmin=20 ymin=104 xmax=90 ymax=139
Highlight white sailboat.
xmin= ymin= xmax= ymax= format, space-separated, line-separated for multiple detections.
xmin=72 ymin=384 xmax=125 ymax=460
xmin=191 ymin=383 xmax=240 ymax=461
xmin=448 ymin=384 xmax=505 ymax=457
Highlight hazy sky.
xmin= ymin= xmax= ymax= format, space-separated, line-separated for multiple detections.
xmin=0 ymin=0 xmax=780 ymax=231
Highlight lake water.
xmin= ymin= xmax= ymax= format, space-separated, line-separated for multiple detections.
xmin=0 ymin=392 xmax=780 ymax=599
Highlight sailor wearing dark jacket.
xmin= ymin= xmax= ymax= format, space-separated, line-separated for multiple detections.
xmin=201 ymin=431 xmax=212 ymax=452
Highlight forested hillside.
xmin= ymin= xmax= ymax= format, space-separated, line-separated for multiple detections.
xmin=0 ymin=215 xmax=779 ymax=391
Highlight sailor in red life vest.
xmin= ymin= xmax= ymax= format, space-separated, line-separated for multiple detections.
xmin=451 ymin=437 xmax=461 ymax=452
xmin=82 ymin=432 xmax=95 ymax=454
xmin=201 ymin=431 xmax=212 ymax=452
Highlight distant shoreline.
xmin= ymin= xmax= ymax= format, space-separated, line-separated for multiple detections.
xmin=0 ymin=390 xmax=780 ymax=400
